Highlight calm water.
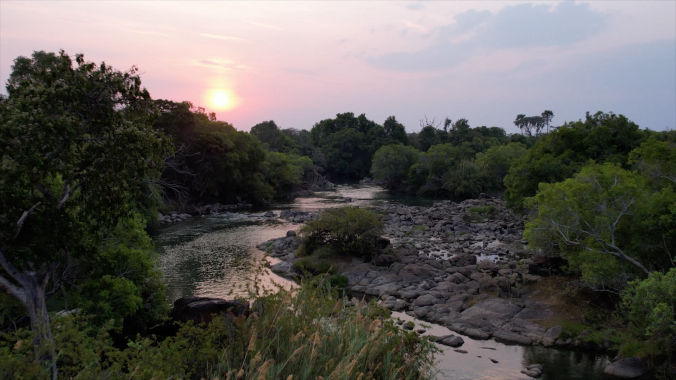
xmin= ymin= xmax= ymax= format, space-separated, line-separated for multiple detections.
xmin=153 ymin=185 xmax=617 ymax=380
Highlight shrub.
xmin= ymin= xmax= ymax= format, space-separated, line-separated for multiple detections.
xmin=1 ymin=280 xmax=437 ymax=379
xmin=299 ymin=207 xmax=384 ymax=259
xmin=292 ymin=257 xmax=335 ymax=275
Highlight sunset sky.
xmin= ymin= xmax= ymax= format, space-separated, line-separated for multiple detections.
xmin=1 ymin=1 xmax=674 ymax=133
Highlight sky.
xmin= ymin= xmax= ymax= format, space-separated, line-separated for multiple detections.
xmin=1 ymin=1 xmax=674 ymax=133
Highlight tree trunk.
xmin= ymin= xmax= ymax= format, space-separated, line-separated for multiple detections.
xmin=23 ymin=273 xmax=57 ymax=380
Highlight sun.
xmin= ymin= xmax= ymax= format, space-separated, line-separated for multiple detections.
xmin=209 ymin=89 xmax=233 ymax=110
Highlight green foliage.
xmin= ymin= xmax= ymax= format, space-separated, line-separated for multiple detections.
xmin=1 ymin=281 xmax=436 ymax=379
xmin=155 ymin=101 xmax=275 ymax=205
xmin=0 ymin=51 xmax=170 ymax=374
xmin=629 ymin=137 xmax=676 ymax=189
xmin=442 ymin=159 xmax=483 ymax=199
xmin=69 ymin=215 xmax=168 ymax=332
xmin=371 ymin=144 xmax=421 ymax=190
xmin=262 ymin=151 xmax=313 ymax=200
xmin=475 ymin=142 xmax=527 ymax=191
xmin=525 ymin=163 xmax=673 ymax=290
xmin=299 ymin=207 xmax=384 ymax=259
xmin=505 ymin=111 xmax=645 ymax=208
xmin=383 ymin=116 xmax=409 ymax=145
xmin=292 ymin=257 xmax=335 ymax=275
xmin=622 ymin=268 xmax=676 ymax=339
xmin=1 ymin=50 xmax=169 ymax=267
xmin=250 ymin=120 xmax=302 ymax=154
xmin=310 ymin=113 xmax=388 ymax=180
xmin=0 ymin=313 xmax=120 ymax=379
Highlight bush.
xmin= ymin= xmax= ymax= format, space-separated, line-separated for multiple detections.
xmin=299 ymin=207 xmax=384 ymax=259
xmin=0 ymin=280 xmax=437 ymax=379
xmin=371 ymin=144 xmax=420 ymax=190
xmin=293 ymin=257 xmax=335 ymax=275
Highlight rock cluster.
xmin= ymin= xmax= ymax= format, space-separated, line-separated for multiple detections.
xmin=260 ymin=197 xmax=564 ymax=347
xmin=158 ymin=202 xmax=254 ymax=224
xmin=279 ymin=210 xmax=319 ymax=224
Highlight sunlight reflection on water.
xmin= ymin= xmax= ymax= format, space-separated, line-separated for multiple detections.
xmin=153 ymin=185 xmax=615 ymax=380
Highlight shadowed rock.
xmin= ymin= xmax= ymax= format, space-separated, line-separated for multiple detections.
xmin=171 ymin=297 xmax=249 ymax=324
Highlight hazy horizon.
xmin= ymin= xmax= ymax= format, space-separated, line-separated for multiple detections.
xmin=1 ymin=1 xmax=674 ymax=133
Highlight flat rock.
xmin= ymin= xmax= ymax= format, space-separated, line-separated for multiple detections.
xmin=493 ymin=329 xmax=532 ymax=345
xmin=459 ymin=298 xmax=522 ymax=326
xmin=413 ymin=294 xmax=439 ymax=307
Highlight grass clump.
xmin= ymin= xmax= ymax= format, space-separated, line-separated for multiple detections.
xmin=293 ymin=257 xmax=336 ymax=275
xmin=464 ymin=205 xmax=497 ymax=222
xmin=298 ymin=206 xmax=384 ymax=260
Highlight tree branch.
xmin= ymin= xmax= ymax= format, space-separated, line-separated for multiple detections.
xmin=15 ymin=202 xmax=42 ymax=239
xmin=0 ymin=249 xmax=26 ymax=299
xmin=0 ymin=273 xmax=24 ymax=300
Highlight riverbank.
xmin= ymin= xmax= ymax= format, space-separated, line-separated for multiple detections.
xmin=259 ymin=196 xmax=570 ymax=347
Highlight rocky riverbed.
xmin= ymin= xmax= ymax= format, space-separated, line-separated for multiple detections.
xmin=258 ymin=197 xmax=567 ymax=349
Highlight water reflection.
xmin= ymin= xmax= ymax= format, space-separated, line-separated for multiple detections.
xmin=153 ymin=185 xmax=615 ymax=380
xmin=156 ymin=219 xmax=295 ymax=301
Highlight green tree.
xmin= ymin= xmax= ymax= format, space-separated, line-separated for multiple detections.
xmin=415 ymin=125 xmax=441 ymax=151
xmin=261 ymin=152 xmax=313 ymax=200
xmin=383 ymin=116 xmax=409 ymax=145
xmin=371 ymin=144 xmax=420 ymax=190
xmin=310 ymin=113 xmax=386 ymax=180
xmin=524 ymin=163 xmax=673 ymax=291
xmin=505 ymin=111 xmax=645 ymax=208
xmin=622 ymin=268 xmax=676 ymax=354
xmin=154 ymin=102 xmax=273 ymax=206
xmin=250 ymin=120 xmax=301 ymax=154
xmin=475 ymin=142 xmax=527 ymax=191
xmin=0 ymin=51 xmax=168 ymax=378
xmin=299 ymin=207 xmax=384 ymax=259
xmin=442 ymin=160 xmax=484 ymax=199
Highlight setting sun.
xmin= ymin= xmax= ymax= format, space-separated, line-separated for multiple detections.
xmin=208 ymin=89 xmax=234 ymax=110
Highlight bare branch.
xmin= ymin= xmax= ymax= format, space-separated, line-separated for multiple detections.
xmin=0 ymin=273 xmax=24 ymax=300
xmin=56 ymin=183 xmax=71 ymax=209
xmin=14 ymin=202 xmax=41 ymax=239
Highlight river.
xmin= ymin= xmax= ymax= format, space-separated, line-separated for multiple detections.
xmin=153 ymin=185 xmax=618 ymax=380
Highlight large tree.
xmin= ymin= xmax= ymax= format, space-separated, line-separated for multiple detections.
xmin=524 ymin=163 xmax=674 ymax=291
xmin=0 ymin=51 xmax=167 ymax=378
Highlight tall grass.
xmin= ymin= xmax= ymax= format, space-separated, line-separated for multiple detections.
xmin=1 ymin=278 xmax=436 ymax=379
xmin=205 ymin=279 xmax=436 ymax=380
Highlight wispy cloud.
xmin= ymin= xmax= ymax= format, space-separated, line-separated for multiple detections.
xmin=371 ymin=2 xmax=607 ymax=71
xmin=200 ymin=33 xmax=250 ymax=43
xmin=195 ymin=58 xmax=248 ymax=72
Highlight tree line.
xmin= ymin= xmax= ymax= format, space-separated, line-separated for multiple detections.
xmin=1 ymin=50 xmax=673 ymax=377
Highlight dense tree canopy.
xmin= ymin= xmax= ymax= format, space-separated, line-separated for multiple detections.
xmin=371 ymin=144 xmax=420 ymax=190
xmin=524 ymin=163 xmax=674 ymax=291
xmin=310 ymin=113 xmax=388 ymax=180
xmin=505 ymin=111 xmax=646 ymax=208
xmin=0 ymin=51 xmax=169 ymax=377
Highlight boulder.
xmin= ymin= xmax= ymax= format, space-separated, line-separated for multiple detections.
xmin=437 ymin=334 xmax=464 ymax=347
xmin=528 ymin=255 xmax=567 ymax=276
xmin=603 ymin=357 xmax=644 ymax=378
xmin=413 ymin=294 xmax=439 ymax=307
xmin=171 ymin=297 xmax=249 ymax=324
xmin=521 ymin=364 xmax=543 ymax=378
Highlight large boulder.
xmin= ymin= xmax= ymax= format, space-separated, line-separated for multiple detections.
xmin=171 ymin=297 xmax=249 ymax=324
xmin=528 ymin=255 xmax=567 ymax=276
xmin=437 ymin=334 xmax=465 ymax=347
xmin=603 ymin=357 xmax=644 ymax=378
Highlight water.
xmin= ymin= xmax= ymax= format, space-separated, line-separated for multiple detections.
xmin=153 ymin=185 xmax=616 ymax=380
